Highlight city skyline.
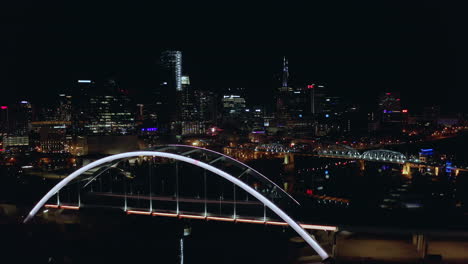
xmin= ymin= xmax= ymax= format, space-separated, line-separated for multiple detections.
xmin=2 ymin=3 xmax=468 ymax=263
xmin=1 ymin=2 xmax=465 ymax=113
xmin=0 ymin=51 xmax=464 ymax=115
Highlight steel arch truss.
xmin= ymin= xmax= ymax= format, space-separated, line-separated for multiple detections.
xmin=315 ymin=144 xmax=360 ymax=157
xmin=152 ymin=145 xmax=298 ymax=205
xmin=361 ymin=149 xmax=407 ymax=163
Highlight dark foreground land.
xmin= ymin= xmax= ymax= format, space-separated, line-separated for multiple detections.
xmin=1 ymin=208 xmax=294 ymax=264
xmin=2 ymin=206 xmax=468 ymax=264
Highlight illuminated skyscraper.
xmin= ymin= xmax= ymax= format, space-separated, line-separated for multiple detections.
xmin=322 ymin=96 xmax=344 ymax=114
xmin=40 ymin=94 xmax=72 ymax=122
xmin=57 ymin=94 xmax=72 ymax=122
xmin=378 ymin=92 xmax=401 ymax=112
xmin=0 ymin=105 xmax=9 ymax=135
xmin=155 ymin=50 xmax=183 ymax=126
xmin=71 ymin=80 xmax=95 ymax=135
xmin=160 ymin=50 xmax=182 ymax=92
xmin=179 ymin=75 xmax=197 ymax=121
xmin=195 ymin=90 xmax=217 ymax=122
xmin=86 ymin=79 xmax=134 ymax=135
xmin=71 ymin=79 xmax=134 ymax=135
xmin=14 ymin=100 xmax=33 ymax=136
xmin=276 ymin=57 xmax=293 ymax=122
xmin=222 ymin=88 xmax=246 ymax=118
xmin=282 ymin=56 xmax=289 ymax=88
xmin=378 ymin=92 xmax=402 ymax=123
xmin=0 ymin=101 xmax=32 ymax=136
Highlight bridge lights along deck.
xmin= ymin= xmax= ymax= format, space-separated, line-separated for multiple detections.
xmin=43 ymin=204 xmax=338 ymax=232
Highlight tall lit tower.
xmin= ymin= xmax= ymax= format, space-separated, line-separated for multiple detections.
xmin=155 ymin=50 xmax=183 ymax=125
xmin=160 ymin=50 xmax=182 ymax=92
xmin=282 ymin=56 xmax=289 ymax=88
xmin=276 ymin=56 xmax=292 ymax=122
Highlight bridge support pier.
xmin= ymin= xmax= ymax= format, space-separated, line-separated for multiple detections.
xmin=358 ymin=160 xmax=365 ymax=171
xmin=402 ymin=162 xmax=412 ymax=176
xmin=412 ymin=233 xmax=428 ymax=258
xmin=331 ymin=231 xmax=338 ymax=258
xmin=283 ymin=153 xmax=295 ymax=173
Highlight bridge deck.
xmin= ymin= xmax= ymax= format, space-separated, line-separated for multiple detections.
xmin=43 ymin=203 xmax=338 ymax=231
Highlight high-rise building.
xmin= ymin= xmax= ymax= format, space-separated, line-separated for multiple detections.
xmin=282 ymin=56 xmax=289 ymax=88
xmin=71 ymin=79 xmax=135 ymax=135
xmin=180 ymin=121 xmax=206 ymax=136
xmin=423 ymin=105 xmax=440 ymax=126
xmin=160 ymin=50 xmax=182 ymax=92
xmin=222 ymin=88 xmax=247 ymax=119
xmin=13 ymin=100 xmax=33 ymax=136
xmin=0 ymin=105 xmax=9 ymax=135
xmin=276 ymin=57 xmax=293 ymax=121
xmin=195 ymin=90 xmax=217 ymax=122
xmin=30 ymin=121 xmax=70 ymax=153
xmin=156 ymin=50 xmax=183 ymax=126
xmin=278 ymin=83 xmax=327 ymax=120
xmin=378 ymin=92 xmax=401 ymax=112
xmin=300 ymin=83 xmax=326 ymax=115
xmin=179 ymin=75 xmax=197 ymax=121
xmin=322 ymin=96 xmax=344 ymax=115
xmin=288 ymin=85 xmax=321 ymax=119
xmin=39 ymin=93 xmax=72 ymax=122
xmin=246 ymin=106 xmax=265 ymax=130
xmin=378 ymin=92 xmax=403 ymax=123
xmin=85 ymin=79 xmax=134 ymax=135
xmin=1 ymin=100 xmax=33 ymax=151
xmin=57 ymin=94 xmax=72 ymax=122
xmin=3 ymin=136 xmax=29 ymax=149
xmin=71 ymin=80 xmax=95 ymax=135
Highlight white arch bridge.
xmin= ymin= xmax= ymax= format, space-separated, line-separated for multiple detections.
xmin=24 ymin=145 xmax=332 ymax=261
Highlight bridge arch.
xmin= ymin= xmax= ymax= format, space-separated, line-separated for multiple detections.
xmin=24 ymin=147 xmax=329 ymax=260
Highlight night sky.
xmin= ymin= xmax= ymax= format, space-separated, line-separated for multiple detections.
xmin=1 ymin=1 xmax=466 ymax=113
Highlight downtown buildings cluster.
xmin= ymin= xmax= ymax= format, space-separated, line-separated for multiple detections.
xmin=0 ymin=50 xmax=466 ymax=157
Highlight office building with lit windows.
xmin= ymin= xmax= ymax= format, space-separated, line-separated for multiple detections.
xmin=195 ymin=90 xmax=217 ymax=123
xmin=30 ymin=121 xmax=71 ymax=153
xmin=70 ymin=79 xmax=135 ymax=136
xmin=179 ymin=75 xmax=197 ymax=121
xmin=222 ymin=88 xmax=247 ymax=119
xmin=71 ymin=80 xmax=95 ymax=135
xmin=0 ymin=105 xmax=9 ymax=135
xmin=160 ymin=50 xmax=182 ymax=92
xmin=86 ymin=80 xmax=134 ymax=135
xmin=156 ymin=50 xmax=183 ymax=126
xmin=276 ymin=57 xmax=293 ymax=121
xmin=378 ymin=92 xmax=403 ymax=123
